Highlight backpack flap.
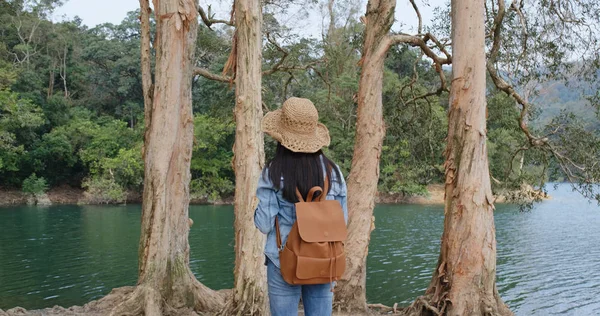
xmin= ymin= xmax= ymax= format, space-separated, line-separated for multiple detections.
xmin=296 ymin=252 xmax=346 ymax=280
xmin=295 ymin=200 xmax=347 ymax=243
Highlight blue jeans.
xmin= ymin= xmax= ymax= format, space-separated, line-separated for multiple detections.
xmin=267 ymin=260 xmax=333 ymax=316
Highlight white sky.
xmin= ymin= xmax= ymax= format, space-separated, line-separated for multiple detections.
xmin=54 ymin=0 xmax=448 ymax=37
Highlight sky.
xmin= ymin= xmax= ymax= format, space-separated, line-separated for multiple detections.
xmin=53 ymin=0 xmax=448 ymax=37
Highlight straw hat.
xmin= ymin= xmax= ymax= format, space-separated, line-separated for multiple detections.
xmin=262 ymin=97 xmax=331 ymax=153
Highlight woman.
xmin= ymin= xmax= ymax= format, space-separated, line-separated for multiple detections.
xmin=254 ymin=97 xmax=348 ymax=316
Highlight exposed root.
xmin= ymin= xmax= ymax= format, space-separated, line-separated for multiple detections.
xmin=0 ymin=284 xmax=229 ymax=316
xmin=191 ymin=279 xmax=227 ymax=313
xmin=401 ymin=291 xmax=513 ymax=316
xmin=108 ymin=286 xmax=148 ymax=316
xmin=216 ymin=280 xmax=266 ymax=316
xmin=367 ymin=303 xmax=394 ymax=313
xmin=401 ymin=295 xmax=443 ymax=316
xmin=333 ymin=280 xmax=369 ymax=313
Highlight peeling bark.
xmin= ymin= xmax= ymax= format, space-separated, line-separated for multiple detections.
xmin=404 ymin=0 xmax=513 ymax=315
xmin=103 ymin=0 xmax=224 ymax=314
xmin=218 ymin=0 xmax=268 ymax=315
xmin=334 ymin=0 xmax=396 ymax=313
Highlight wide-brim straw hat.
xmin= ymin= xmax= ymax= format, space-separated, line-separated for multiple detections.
xmin=262 ymin=97 xmax=330 ymax=153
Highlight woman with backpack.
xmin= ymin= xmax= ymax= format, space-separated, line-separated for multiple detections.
xmin=254 ymin=97 xmax=349 ymax=316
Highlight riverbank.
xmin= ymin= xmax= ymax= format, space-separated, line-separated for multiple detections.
xmin=0 ymin=184 xmax=548 ymax=207
xmin=376 ymin=183 xmax=550 ymax=204
xmin=0 ymin=186 xmax=234 ymax=207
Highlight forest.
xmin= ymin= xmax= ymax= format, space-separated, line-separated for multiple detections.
xmin=1 ymin=0 xmax=600 ymax=315
xmin=2 ymin=0 xmax=598 ymax=205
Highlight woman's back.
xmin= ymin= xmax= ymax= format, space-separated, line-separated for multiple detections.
xmin=254 ymin=97 xmax=348 ymax=316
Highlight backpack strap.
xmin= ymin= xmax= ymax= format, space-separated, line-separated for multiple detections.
xmin=275 ymin=216 xmax=283 ymax=251
xmin=320 ymin=174 xmax=330 ymax=201
xmin=275 ymin=174 xmax=331 ymax=251
xmin=295 ymin=175 xmax=330 ymax=202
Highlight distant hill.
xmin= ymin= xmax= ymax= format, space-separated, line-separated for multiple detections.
xmin=530 ymin=76 xmax=599 ymax=130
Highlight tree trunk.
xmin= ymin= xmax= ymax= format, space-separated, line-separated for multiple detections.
xmin=219 ymin=0 xmax=268 ymax=315
xmin=327 ymin=0 xmax=336 ymax=43
xmin=108 ymin=0 xmax=224 ymax=314
xmin=47 ymin=59 xmax=56 ymax=97
xmin=60 ymin=46 xmax=68 ymax=98
xmin=405 ymin=0 xmax=512 ymax=315
xmin=333 ymin=0 xmax=396 ymax=312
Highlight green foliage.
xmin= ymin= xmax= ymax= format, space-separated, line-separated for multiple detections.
xmin=82 ymin=177 xmax=127 ymax=204
xmin=487 ymin=92 xmax=528 ymax=187
xmin=100 ymin=146 xmax=144 ymax=189
xmin=22 ymin=173 xmax=48 ymax=195
xmin=0 ymin=89 xmax=45 ymax=177
xmin=78 ymin=118 xmax=136 ymax=173
xmin=190 ymin=115 xmax=235 ymax=201
xmin=544 ymin=112 xmax=600 ymax=201
xmin=378 ymin=48 xmax=448 ymax=194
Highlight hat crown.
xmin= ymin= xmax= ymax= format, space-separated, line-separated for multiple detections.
xmin=281 ymin=97 xmax=318 ymax=134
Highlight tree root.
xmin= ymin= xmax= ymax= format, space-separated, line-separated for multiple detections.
xmin=400 ymin=295 xmax=444 ymax=316
xmin=190 ymin=278 xmax=227 ymax=313
xmin=108 ymin=285 xmax=156 ymax=316
xmin=216 ymin=279 xmax=266 ymax=316
xmin=400 ymin=292 xmax=513 ymax=316
xmin=0 ymin=281 xmax=228 ymax=316
xmin=367 ymin=303 xmax=400 ymax=313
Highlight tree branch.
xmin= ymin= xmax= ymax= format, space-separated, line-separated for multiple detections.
xmin=487 ymin=0 xmax=600 ymax=197
xmin=409 ymin=0 xmax=422 ymax=35
xmin=193 ymin=67 xmax=232 ymax=83
xmin=389 ymin=31 xmax=451 ymax=105
xmin=262 ymin=33 xmax=289 ymax=76
xmin=198 ymin=5 xmax=233 ymax=28
xmin=487 ymin=0 xmax=543 ymax=145
xmin=388 ymin=33 xmax=451 ymax=66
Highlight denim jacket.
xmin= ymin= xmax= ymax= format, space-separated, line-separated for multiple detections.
xmin=254 ymin=164 xmax=348 ymax=268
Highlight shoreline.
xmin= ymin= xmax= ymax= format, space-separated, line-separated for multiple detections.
xmin=0 ymin=184 xmax=547 ymax=207
xmin=0 ymin=185 xmax=234 ymax=207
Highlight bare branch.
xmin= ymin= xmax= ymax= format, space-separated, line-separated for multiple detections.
xmin=283 ymin=71 xmax=294 ymax=99
xmin=198 ymin=5 xmax=233 ymax=28
xmin=424 ymin=33 xmax=452 ymax=62
xmin=388 ymin=33 xmax=451 ymax=66
xmin=487 ymin=0 xmax=538 ymax=142
xmin=390 ymin=32 xmax=451 ymax=106
xmin=488 ymin=0 xmax=505 ymax=64
xmin=409 ymin=0 xmax=422 ymax=35
xmin=194 ymin=60 xmax=320 ymax=84
xmin=193 ymin=67 xmax=232 ymax=83
xmin=262 ymin=33 xmax=289 ymax=76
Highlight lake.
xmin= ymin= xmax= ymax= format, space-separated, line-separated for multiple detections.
xmin=1 ymin=184 xmax=599 ymax=315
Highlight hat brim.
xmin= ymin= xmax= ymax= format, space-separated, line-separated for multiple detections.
xmin=262 ymin=110 xmax=330 ymax=153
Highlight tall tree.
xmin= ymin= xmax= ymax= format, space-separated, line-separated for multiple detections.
xmin=108 ymin=0 xmax=224 ymax=314
xmin=404 ymin=0 xmax=512 ymax=314
xmin=333 ymin=0 xmax=395 ymax=312
xmin=334 ymin=0 xmax=450 ymax=311
xmin=218 ymin=0 xmax=268 ymax=314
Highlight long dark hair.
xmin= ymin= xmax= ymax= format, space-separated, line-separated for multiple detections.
xmin=266 ymin=143 xmax=341 ymax=203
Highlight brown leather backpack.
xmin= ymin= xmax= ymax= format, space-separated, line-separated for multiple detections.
xmin=275 ymin=177 xmax=347 ymax=286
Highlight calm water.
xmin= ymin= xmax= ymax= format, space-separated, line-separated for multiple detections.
xmin=1 ymin=184 xmax=599 ymax=315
